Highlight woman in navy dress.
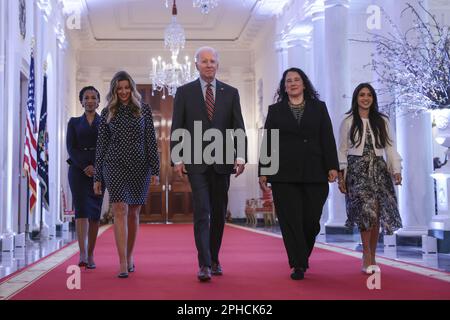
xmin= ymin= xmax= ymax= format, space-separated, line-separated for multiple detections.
xmin=94 ymin=71 xmax=160 ymax=278
xmin=67 ymin=86 xmax=105 ymax=268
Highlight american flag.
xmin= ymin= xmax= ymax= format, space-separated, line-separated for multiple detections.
xmin=23 ymin=53 xmax=37 ymax=213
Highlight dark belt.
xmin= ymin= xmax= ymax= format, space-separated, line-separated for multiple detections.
xmin=82 ymin=147 xmax=96 ymax=151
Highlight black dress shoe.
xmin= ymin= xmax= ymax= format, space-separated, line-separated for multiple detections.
xmin=197 ymin=266 xmax=212 ymax=282
xmin=290 ymin=268 xmax=305 ymax=280
xmin=211 ymin=262 xmax=223 ymax=276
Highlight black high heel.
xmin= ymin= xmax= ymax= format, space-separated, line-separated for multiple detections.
xmin=128 ymin=265 xmax=135 ymax=273
xmin=86 ymin=263 xmax=96 ymax=269
xmin=78 ymin=261 xmax=88 ymax=268
xmin=117 ymin=272 xmax=129 ymax=278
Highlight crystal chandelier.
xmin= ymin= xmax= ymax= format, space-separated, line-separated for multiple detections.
xmin=164 ymin=0 xmax=185 ymax=57
xmin=152 ymin=0 xmax=198 ymax=99
xmin=151 ymin=54 xmax=198 ymax=99
xmin=193 ymin=0 xmax=219 ymax=14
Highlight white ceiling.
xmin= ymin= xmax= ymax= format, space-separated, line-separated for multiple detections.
xmin=68 ymin=0 xmax=290 ymax=50
xmin=86 ymin=0 xmax=257 ymax=41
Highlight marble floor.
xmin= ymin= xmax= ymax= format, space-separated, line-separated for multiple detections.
xmin=1 ymin=221 xmax=449 ymax=280
xmin=247 ymin=222 xmax=450 ymax=272
xmin=0 ymin=230 xmax=77 ymax=280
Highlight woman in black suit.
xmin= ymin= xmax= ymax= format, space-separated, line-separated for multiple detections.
xmin=67 ymin=86 xmax=104 ymax=268
xmin=259 ymin=67 xmax=339 ymax=280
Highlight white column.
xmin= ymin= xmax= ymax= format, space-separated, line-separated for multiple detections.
xmin=45 ymin=49 xmax=56 ymax=238
xmin=311 ymin=2 xmax=326 ymax=98
xmin=0 ymin=0 xmax=8 ymax=242
xmin=2 ymin=0 xmax=18 ymax=250
xmin=378 ymin=0 xmax=434 ymax=237
xmin=3 ymin=0 xmax=15 ymax=235
xmin=309 ymin=1 xmax=329 ymax=233
xmin=396 ymin=112 xmax=434 ymax=236
xmin=287 ymin=37 xmax=313 ymax=76
xmin=324 ymin=0 xmax=350 ymax=231
xmin=54 ymin=45 xmax=66 ymax=227
xmin=275 ymin=41 xmax=289 ymax=76
xmin=227 ymin=66 xmax=258 ymax=218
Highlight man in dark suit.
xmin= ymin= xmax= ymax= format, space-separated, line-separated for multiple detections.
xmin=170 ymin=47 xmax=247 ymax=282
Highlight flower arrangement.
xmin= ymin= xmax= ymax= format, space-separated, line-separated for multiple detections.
xmin=354 ymin=2 xmax=450 ymax=115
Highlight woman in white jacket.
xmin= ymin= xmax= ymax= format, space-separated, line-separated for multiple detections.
xmin=338 ymin=83 xmax=402 ymax=274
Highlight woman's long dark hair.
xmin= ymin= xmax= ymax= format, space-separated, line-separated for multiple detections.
xmin=274 ymin=67 xmax=320 ymax=103
xmin=346 ymin=83 xmax=391 ymax=148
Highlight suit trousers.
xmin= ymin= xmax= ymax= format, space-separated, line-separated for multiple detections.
xmin=271 ymin=182 xmax=329 ymax=270
xmin=188 ymin=166 xmax=231 ymax=267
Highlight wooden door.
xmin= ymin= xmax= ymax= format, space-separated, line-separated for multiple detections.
xmin=137 ymin=85 xmax=193 ymax=223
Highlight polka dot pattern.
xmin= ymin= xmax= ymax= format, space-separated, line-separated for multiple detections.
xmin=94 ymin=103 xmax=160 ymax=204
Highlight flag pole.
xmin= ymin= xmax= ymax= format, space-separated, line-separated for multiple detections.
xmin=25 ymin=176 xmax=31 ymax=242
xmin=38 ymin=61 xmax=49 ymax=239
xmin=25 ymin=37 xmax=35 ymax=242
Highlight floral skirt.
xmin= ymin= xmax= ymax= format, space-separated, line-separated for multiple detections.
xmin=345 ymin=155 xmax=402 ymax=235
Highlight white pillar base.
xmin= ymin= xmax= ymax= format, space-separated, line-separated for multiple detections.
xmin=325 ymin=221 xmax=347 ymax=228
xmin=428 ymin=214 xmax=450 ymax=253
xmin=14 ymin=233 xmax=25 ymax=248
xmin=1 ymin=234 xmax=14 ymax=252
xmin=383 ymin=234 xmax=397 ymax=248
xmin=48 ymin=224 xmax=56 ymax=237
xmin=324 ymin=220 xmax=348 ymax=234
xmin=395 ymin=226 xmax=429 ymax=237
xmin=429 ymin=214 xmax=450 ymax=231
xmin=40 ymin=225 xmax=50 ymax=239
xmin=62 ymin=221 xmax=70 ymax=232
xmin=421 ymin=235 xmax=437 ymax=254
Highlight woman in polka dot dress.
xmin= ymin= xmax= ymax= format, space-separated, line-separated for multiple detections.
xmin=94 ymin=71 xmax=160 ymax=278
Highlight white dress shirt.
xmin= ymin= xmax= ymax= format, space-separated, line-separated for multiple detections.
xmin=199 ymin=77 xmax=216 ymax=100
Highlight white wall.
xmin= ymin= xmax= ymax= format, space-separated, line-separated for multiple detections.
xmin=75 ymin=46 xmax=256 ymax=218
xmin=0 ymin=0 xmax=77 ymax=239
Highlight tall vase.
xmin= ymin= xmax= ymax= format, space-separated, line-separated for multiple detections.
xmin=430 ymin=108 xmax=450 ymax=253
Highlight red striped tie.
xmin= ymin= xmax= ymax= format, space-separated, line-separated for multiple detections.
xmin=205 ymin=83 xmax=215 ymax=121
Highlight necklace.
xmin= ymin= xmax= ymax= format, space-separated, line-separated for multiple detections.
xmin=289 ymin=100 xmax=305 ymax=108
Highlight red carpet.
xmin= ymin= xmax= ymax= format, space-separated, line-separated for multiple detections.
xmin=7 ymin=224 xmax=450 ymax=300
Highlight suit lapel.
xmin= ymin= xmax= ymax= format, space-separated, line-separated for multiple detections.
xmin=298 ymin=100 xmax=310 ymax=130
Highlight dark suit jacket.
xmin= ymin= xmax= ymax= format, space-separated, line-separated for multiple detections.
xmin=259 ymin=99 xmax=339 ymax=183
xmin=170 ymin=78 xmax=247 ymax=174
xmin=66 ymin=113 xmax=100 ymax=171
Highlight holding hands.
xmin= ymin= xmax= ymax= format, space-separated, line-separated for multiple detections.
xmin=393 ymin=173 xmax=402 ymax=185
xmin=84 ymin=165 xmax=95 ymax=177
